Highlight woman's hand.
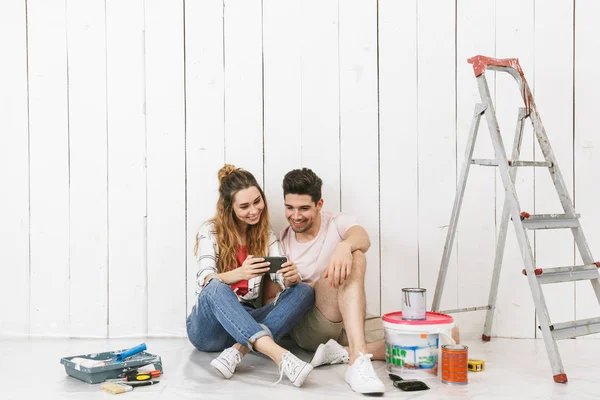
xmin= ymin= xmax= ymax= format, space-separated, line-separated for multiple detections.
xmin=279 ymin=260 xmax=302 ymax=286
xmin=234 ymin=255 xmax=270 ymax=281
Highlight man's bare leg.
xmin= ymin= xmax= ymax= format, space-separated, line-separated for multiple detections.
xmin=314 ymin=250 xmax=385 ymax=393
xmin=314 ymin=250 xmax=372 ymax=364
xmin=343 ymin=339 xmax=385 ymax=361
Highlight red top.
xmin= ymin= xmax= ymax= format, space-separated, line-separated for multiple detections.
xmin=228 ymin=245 xmax=249 ymax=296
xmin=382 ymin=311 xmax=453 ymax=325
xmin=467 ymin=55 xmax=524 ymax=77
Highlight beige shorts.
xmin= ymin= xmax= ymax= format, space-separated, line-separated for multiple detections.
xmin=290 ymin=305 xmax=385 ymax=351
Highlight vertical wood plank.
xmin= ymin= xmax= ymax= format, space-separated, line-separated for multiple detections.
xmin=339 ymin=0 xmax=380 ymax=316
xmin=379 ymin=0 xmax=419 ymax=315
xmin=0 ymin=0 xmax=30 ymax=336
xmin=534 ymin=0 xmax=575 ymax=332
xmin=494 ymin=0 xmax=536 ymax=338
xmin=145 ymin=0 xmax=186 ymax=336
xmin=300 ymin=0 xmax=340 ymax=212
xmin=262 ymin=0 xmax=302 ymax=233
xmin=417 ymin=0 xmax=457 ymax=312
xmin=224 ymin=0 xmax=263 ymax=181
xmin=574 ymin=0 xmax=600 ymax=338
xmin=106 ymin=0 xmax=147 ymax=337
xmin=184 ymin=0 xmax=226 ymax=316
xmin=27 ymin=0 xmax=70 ymax=336
xmin=66 ymin=0 xmax=108 ymax=338
xmin=455 ymin=0 xmax=496 ymax=339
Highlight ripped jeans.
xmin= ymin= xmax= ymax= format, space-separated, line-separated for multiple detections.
xmin=186 ymin=278 xmax=314 ymax=352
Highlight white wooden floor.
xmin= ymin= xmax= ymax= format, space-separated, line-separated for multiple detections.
xmin=1 ymin=337 xmax=598 ymax=399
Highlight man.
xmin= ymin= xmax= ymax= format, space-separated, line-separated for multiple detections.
xmin=279 ymin=168 xmax=386 ymax=394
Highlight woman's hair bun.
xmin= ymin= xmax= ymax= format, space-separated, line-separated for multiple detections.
xmin=218 ymin=164 xmax=237 ymax=182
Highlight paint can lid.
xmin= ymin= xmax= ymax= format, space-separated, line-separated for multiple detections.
xmin=402 ymin=288 xmax=426 ymax=293
xmin=382 ymin=311 xmax=453 ymax=325
xmin=442 ymin=344 xmax=468 ymax=350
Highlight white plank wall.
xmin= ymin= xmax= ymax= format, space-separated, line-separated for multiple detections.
xmin=300 ymin=0 xmax=341 ymax=214
xmin=2 ymin=0 xmax=600 ymax=339
xmin=494 ymin=0 xmax=536 ymax=338
xmin=339 ymin=0 xmax=380 ymax=316
xmin=262 ymin=0 xmax=302 ymax=234
xmin=66 ymin=0 xmax=108 ymax=338
xmin=145 ymin=0 xmax=187 ymax=336
xmin=379 ymin=0 xmax=419 ymax=314
xmin=224 ymin=0 xmax=264 ymax=183
xmin=417 ymin=0 xmax=457 ymax=313
xmin=106 ymin=0 xmax=147 ymax=337
xmin=455 ymin=0 xmax=496 ymax=338
xmin=27 ymin=0 xmax=71 ymax=337
xmin=0 ymin=0 xmax=29 ymax=336
xmin=184 ymin=0 xmax=225 ymax=316
xmin=575 ymin=0 xmax=600 ymax=338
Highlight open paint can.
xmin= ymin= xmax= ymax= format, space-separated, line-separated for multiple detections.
xmin=402 ymin=288 xmax=426 ymax=320
xmin=441 ymin=344 xmax=468 ymax=385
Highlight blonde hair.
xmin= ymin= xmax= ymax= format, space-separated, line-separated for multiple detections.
xmin=195 ymin=164 xmax=271 ymax=273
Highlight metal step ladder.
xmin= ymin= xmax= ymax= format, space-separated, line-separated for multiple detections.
xmin=431 ymin=55 xmax=600 ymax=383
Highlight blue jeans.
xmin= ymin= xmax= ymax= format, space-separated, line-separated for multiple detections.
xmin=187 ymin=278 xmax=314 ymax=352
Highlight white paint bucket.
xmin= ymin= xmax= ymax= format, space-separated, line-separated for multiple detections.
xmin=383 ymin=311 xmax=455 ymax=379
xmin=402 ymin=288 xmax=426 ymax=320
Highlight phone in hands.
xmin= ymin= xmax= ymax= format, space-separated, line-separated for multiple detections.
xmin=263 ymin=256 xmax=288 ymax=274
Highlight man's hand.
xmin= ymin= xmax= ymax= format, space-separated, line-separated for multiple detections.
xmin=323 ymin=241 xmax=353 ymax=288
xmin=280 ymin=260 xmax=301 ymax=286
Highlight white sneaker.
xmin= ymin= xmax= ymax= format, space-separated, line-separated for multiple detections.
xmin=344 ymin=352 xmax=385 ymax=394
xmin=310 ymin=339 xmax=350 ymax=367
xmin=210 ymin=347 xmax=243 ymax=379
xmin=273 ymin=352 xmax=313 ymax=387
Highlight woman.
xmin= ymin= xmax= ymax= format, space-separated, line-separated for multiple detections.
xmin=187 ymin=164 xmax=315 ymax=387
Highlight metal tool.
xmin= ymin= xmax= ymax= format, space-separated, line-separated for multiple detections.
xmin=431 ymin=55 xmax=600 ymax=384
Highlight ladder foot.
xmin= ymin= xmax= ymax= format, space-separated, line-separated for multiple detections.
xmin=482 ymin=334 xmax=491 ymax=342
xmin=553 ymin=373 xmax=568 ymax=384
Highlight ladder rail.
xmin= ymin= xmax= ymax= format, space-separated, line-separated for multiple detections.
xmin=529 ymin=112 xmax=596 ymax=263
xmin=431 ymin=103 xmax=487 ymax=312
xmin=482 ymin=107 xmax=528 ymax=340
xmin=476 ymin=72 xmax=566 ymax=379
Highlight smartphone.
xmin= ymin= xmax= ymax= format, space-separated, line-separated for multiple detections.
xmin=263 ymin=256 xmax=288 ymax=273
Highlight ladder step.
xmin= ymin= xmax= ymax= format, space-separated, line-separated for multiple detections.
xmin=522 ymin=263 xmax=600 ymax=284
xmin=549 ymin=317 xmax=600 ymax=340
xmin=519 ymin=212 xmax=580 ymax=230
xmin=439 ymin=305 xmax=491 ymax=314
xmin=471 ymin=159 xmax=552 ymax=167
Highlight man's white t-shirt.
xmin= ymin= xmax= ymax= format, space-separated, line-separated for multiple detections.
xmin=280 ymin=210 xmax=360 ymax=284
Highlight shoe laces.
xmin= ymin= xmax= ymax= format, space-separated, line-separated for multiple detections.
xmin=354 ymin=352 xmax=378 ymax=381
xmin=273 ymin=352 xmax=298 ymax=386
xmin=221 ymin=347 xmax=242 ymax=367
xmin=331 ymin=349 xmax=349 ymax=364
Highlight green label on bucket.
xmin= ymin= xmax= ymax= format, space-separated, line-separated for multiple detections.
xmin=385 ymin=335 xmax=439 ymax=371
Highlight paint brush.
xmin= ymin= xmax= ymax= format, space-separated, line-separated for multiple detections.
xmin=389 ymin=374 xmax=430 ymax=392
xmin=101 ymin=383 xmax=133 ymax=395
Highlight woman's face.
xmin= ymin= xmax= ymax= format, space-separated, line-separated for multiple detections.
xmin=232 ymin=186 xmax=265 ymax=226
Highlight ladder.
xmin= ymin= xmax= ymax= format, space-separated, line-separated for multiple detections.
xmin=431 ymin=55 xmax=600 ymax=383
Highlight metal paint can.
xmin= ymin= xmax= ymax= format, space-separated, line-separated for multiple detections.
xmin=441 ymin=344 xmax=468 ymax=385
xmin=401 ymin=288 xmax=426 ymax=320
